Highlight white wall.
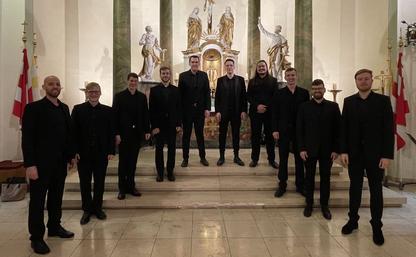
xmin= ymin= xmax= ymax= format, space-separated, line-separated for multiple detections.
xmin=0 ymin=0 xmax=25 ymax=160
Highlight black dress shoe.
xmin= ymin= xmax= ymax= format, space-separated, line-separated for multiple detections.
xmin=234 ymin=157 xmax=245 ymax=166
xmin=217 ymin=157 xmax=225 ymax=166
xmin=268 ymin=161 xmax=279 ymax=169
xmin=249 ymin=161 xmax=258 ymax=167
xmin=372 ymin=227 xmax=384 ymax=246
xmin=167 ymin=174 xmax=176 ymax=181
xmin=274 ymin=187 xmax=286 ymax=198
xmin=95 ymin=210 xmax=107 ymax=220
xmin=31 ymin=240 xmax=50 ymax=255
xmin=117 ymin=192 xmax=126 ymax=200
xmin=181 ymin=159 xmax=188 ymax=167
xmin=303 ymin=205 xmax=313 ymax=217
xmin=321 ymin=206 xmax=332 ymax=220
xmin=131 ymin=188 xmax=142 ymax=197
xmin=48 ymin=226 xmax=75 ymax=238
xmin=80 ymin=211 xmax=91 ymax=225
xmin=200 ymin=158 xmax=209 ymax=166
xmin=156 ymin=175 xmax=164 ymax=182
xmin=341 ymin=220 xmax=358 ymax=235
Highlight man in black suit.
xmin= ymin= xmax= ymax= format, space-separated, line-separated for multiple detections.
xmin=215 ymin=59 xmax=247 ymax=166
xmin=22 ymin=76 xmax=75 ymax=255
xmin=272 ymin=68 xmax=310 ymax=198
xmin=113 ymin=72 xmax=151 ymax=200
xmin=149 ymin=66 xmax=182 ymax=182
xmin=71 ymin=82 xmax=115 ymax=225
xmin=296 ymin=79 xmax=341 ymax=220
xmin=178 ymin=55 xmax=211 ymax=167
xmin=247 ymin=60 xmax=279 ymax=168
xmin=340 ymin=69 xmax=394 ymax=246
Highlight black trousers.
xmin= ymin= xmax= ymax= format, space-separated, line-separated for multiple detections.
xmin=182 ymin=111 xmax=206 ymax=160
xmin=78 ymin=155 xmax=108 ymax=213
xmin=219 ymin=112 xmax=241 ymax=157
xmin=278 ymin=134 xmax=304 ymax=190
xmin=155 ymin=127 xmax=177 ymax=177
xmin=348 ymin=157 xmax=384 ymax=229
xmin=28 ymin=166 xmax=66 ymax=241
xmin=304 ymin=156 xmax=332 ymax=207
xmin=118 ymin=136 xmax=140 ymax=193
xmin=250 ymin=112 xmax=275 ymax=162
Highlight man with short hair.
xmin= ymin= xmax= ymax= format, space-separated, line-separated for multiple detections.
xmin=178 ymin=55 xmax=211 ymax=167
xmin=215 ymin=59 xmax=247 ymax=166
xmin=71 ymin=82 xmax=115 ymax=225
xmin=22 ymin=75 xmax=76 ymax=255
xmin=340 ymin=69 xmax=394 ymax=246
xmin=149 ymin=66 xmax=182 ymax=182
xmin=113 ymin=72 xmax=151 ymax=200
xmin=296 ymin=79 xmax=341 ymax=219
xmin=272 ymin=67 xmax=309 ymax=198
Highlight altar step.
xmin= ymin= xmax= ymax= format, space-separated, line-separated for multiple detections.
xmin=62 ymin=187 xmax=406 ymax=209
xmin=64 ymin=173 xmax=366 ymax=192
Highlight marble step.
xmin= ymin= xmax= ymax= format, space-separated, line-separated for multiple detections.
xmin=62 ymin=187 xmax=407 ymax=209
xmin=64 ymin=173 xmax=365 ymax=192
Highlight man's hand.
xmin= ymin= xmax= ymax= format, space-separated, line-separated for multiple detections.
xmin=115 ymin=135 xmax=121 ymax=146
xmin=241 ymin=112 xmax=247 ymax=120
xmin=331 ymin=152 xmax=338 ymax=162
xmin=215 ymin=113 xmax=221 ymax=123
xmin=26 ymin=166 xmax=38 ymax=180
xmin=176 ymin=126 xmax=182 ymax=132
xmin=145 ymin=133 xmax=151 ymax=140
xmin=152 ymin=128 xmax=160 ymax=135
xmin=205 ymin=110 xmax=211 ymax=118
xmin=341 ymin=153 xmax=349 ymax=167
xmin=300 ymin=151 xmax=308 ymax=161
xmin=257 ymin=104 xmax=267 ymax=114
xmin=107 ymin=154 xmax=115 ymax=160
xmin=272 ymin=131 xmax=279 ymax=140
xmin=379 ymin=158 xmax=390 ymax=170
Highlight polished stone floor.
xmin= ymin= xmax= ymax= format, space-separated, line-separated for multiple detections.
xmin=1 ymin=193 xmax=416 ymax=257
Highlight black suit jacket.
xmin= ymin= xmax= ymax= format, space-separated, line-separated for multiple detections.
xmin=214 ymin=75 xmax=247 ymax=118
xmin=71 ymin=102 xmax=115 ymax=158
xmin=21 ymin=97 xmax=74 ymax=171
xmin=112 ymin=89 xmax=150 ymax=140
xmin=272 ymin=86 xmax=310 ymax=135
xmin=296 ymin=99 xmax=341 ymax=158
xmin=340 ymin=92 xmax=394 ymax=161
xmin=149 ymin=83 xmax=182 ymax=129
xmin=178 ymin=70 xmax=211 ymax=115
xmin=246 ymin=75 xmax=278 ymax=115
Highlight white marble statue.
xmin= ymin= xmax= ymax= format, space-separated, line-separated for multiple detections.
xmin=138 ymin=26 xmax=164 ymax=81
xmin=258 ymin=17 xmax=290 ymax=81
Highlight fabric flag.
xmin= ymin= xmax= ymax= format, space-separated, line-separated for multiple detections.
xmin=12 ymin=48 xmax=32 ymax=122
xmin=30 ymin=54 xmax=41 ymax=101
xmin=391 ymin=48 xmax=410 ymax=150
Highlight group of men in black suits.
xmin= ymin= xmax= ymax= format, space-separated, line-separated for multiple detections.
xmin=21 ymin=62 xmax=393 ymax=254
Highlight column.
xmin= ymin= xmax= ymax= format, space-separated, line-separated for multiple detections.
xmin=295 ymin=0 xmax=313 ymax=89
xmin=247 ymin=0 xmax=260 ymax=78
xmin=160 ymin=0 xmax=172 ymax=68
xmin=113 ymin=0 xmax=131 ymax=94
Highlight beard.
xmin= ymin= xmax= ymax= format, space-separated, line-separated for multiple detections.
xmin=46 ymin=89 xmax=60 ymax=98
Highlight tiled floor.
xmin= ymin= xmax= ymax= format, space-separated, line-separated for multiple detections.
xmin=1 ymin=191 xmax=416 ymax=257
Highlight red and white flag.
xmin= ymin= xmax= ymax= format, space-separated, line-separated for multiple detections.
xmin=12 ymin=48 xmax=33 ymax=122
xmin=392 ymin=48 xmax=410 ymax=150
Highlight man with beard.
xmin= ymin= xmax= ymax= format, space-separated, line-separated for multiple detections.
xmin=296 ymin=79 xmax=341 ymax=219
xmin=22 ymin=76 xmax=76 ymax=254
xmin=214 ymin=58 xmax=247 ymax=166
xmin=272 ymin=68 xmax=309 ymax=198
xmin=247 ymin=60 xmax=279 ymax=168
xmin=340 ymin=69 xmax=394 ymax=246
xmin=71 ymin=82 xmax=115 ymax=225
xmin=149 ymin=66 xmax=182 ymax=182
xmin=113 ymin=73 xmax=151 ymax=200
xmin=178 ymin=55 xmax=211 ymax=167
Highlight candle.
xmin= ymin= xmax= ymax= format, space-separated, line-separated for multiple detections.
xmin=332 ymin=83 xmax=337 ymax=90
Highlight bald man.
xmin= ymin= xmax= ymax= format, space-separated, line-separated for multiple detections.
xmin=22 ymin=76 xmax=76 ymax=254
